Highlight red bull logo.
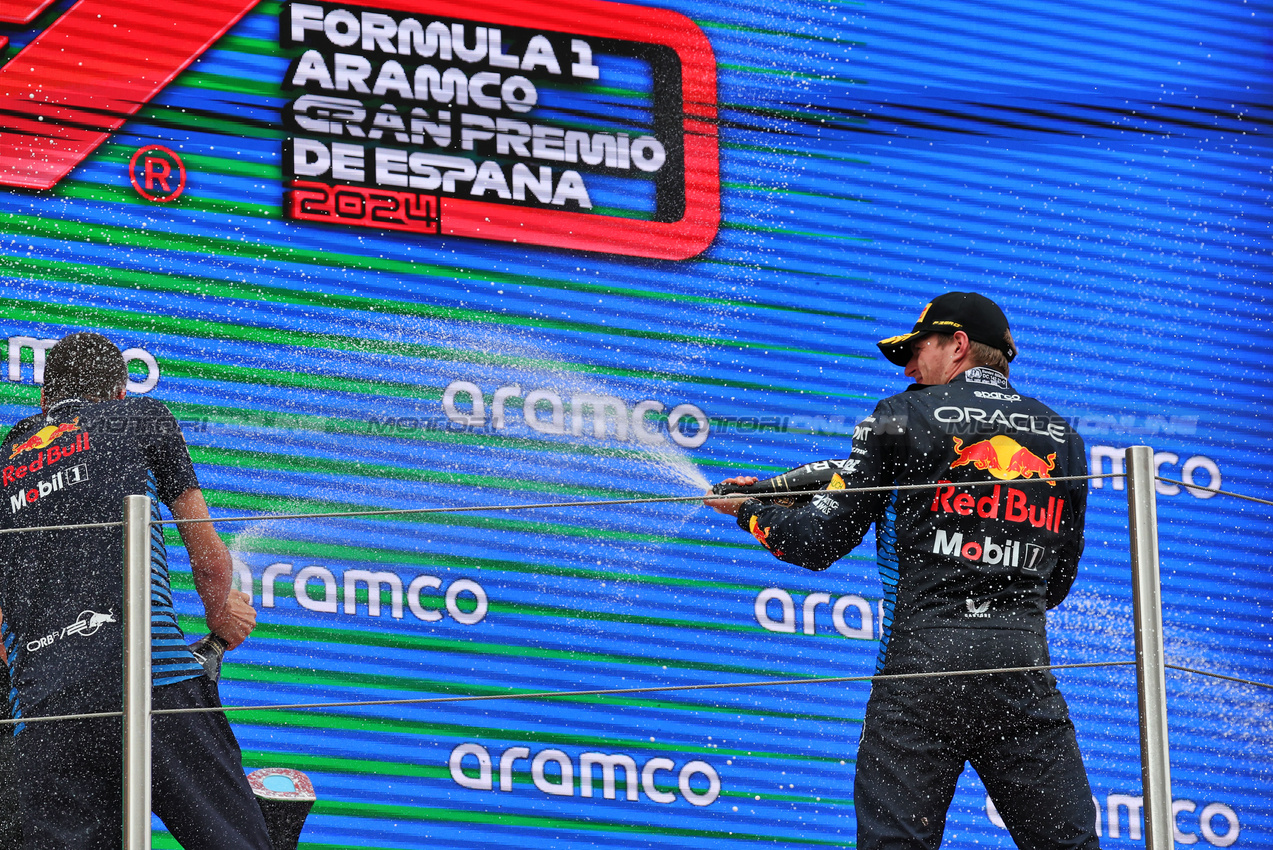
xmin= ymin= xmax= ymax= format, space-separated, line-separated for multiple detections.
xmin=930 ymin=483 xmax=1065 ymax=533
xmin=950 ymin=435 xmax=1055 ymax=486
xmin=9 ymin=418 xmax=79 ymax=460
xmin=748 ymin=516 xmax=783 ymax=558
xmin=4 ymin=424 xmax=90 ymax=488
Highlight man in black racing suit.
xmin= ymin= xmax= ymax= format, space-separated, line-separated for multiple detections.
xmin=708 ymin=292 xmax=1099 ymax=850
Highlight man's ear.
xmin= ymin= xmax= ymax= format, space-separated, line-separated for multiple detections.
xmin=951 ymin=330 xmax=972 ymax=357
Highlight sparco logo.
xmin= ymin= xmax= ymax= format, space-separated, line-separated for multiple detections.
xmin=933 ymin=530 xmax=1045 ymax=571
xmin=9 ymin=464 xmax=89 ymax=513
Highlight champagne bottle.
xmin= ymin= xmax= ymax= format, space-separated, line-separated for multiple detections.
xmin=189 ymin=634 xmax=229 ymax=682
xmin=711 ymin=459 xmax=850 ymax=508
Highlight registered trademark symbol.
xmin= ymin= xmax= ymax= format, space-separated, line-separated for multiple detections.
xmin=128 ymin=145 xmax=186 ymax=202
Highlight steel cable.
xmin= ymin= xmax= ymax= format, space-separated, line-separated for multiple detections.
xmin=0 ymin=659 xmax=1136 ymax=725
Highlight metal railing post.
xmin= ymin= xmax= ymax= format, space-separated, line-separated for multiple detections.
xmin=123 ymin=494 xmax=152 ymax=850
xmin=1125 ymin=446 xmax=1173 ymax=849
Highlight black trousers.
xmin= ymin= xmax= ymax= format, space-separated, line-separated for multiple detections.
xmin=17 ymin=674 xmax=272 ymax=850
xmin=855 ymin=629 xmax=1100 ymax=850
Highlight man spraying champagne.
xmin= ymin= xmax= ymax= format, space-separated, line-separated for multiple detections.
xmin=0 ymin=333 xmax=271 ymax=850
xmin=705 ymin=293 xmax=1100 ymax=850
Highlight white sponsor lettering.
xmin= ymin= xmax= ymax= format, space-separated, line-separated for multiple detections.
xmin=754 ymin=587 xmax=879 ymax=640
xmin=9 ymin=464 xmax=89 ymax=514
xmin=932 ymin=530 xmax=1046 ymax=571
xmin=1089 ymin=445 xmax=1220 ymax=499
xmin=449 ymin=743 xmax=720 ymax=806
xmin=987 ymin=794 xmax=1239 ymax=846
xmin=443 ymin=380 xmax=709 ymax=448
xmin=933 ymin=406 xmax=1068 ymax=443
xmin=243 ymin=561 xmax=487 ymax=625
xmin=964 ymin=597 xmax=990 ymax=618
xmin=26 ymin=608 xmax=117 ymax=653
xmin=6 ymin=335 xmax=158 ymax=393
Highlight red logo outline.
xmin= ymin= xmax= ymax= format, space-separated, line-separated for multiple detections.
xmin=283 ymin=0 xmax=720 ymax=260
xmin=129 ymin=145 xmax=187 ymax=202
xmin=0 ymin=0 xmax=259 ymax=191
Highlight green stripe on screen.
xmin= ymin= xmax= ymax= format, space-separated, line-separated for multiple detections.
xmin=214 ymin=688 xmax=857 ymax=738
xmin=186 ymin=445 xmax=660 ymax=500
xmin=164 ymin=401 xmax=805 ymax=474
xmin=301 ymin=800 xmax=849 ymax=844
xmin=198 ymin=487 xmax=744 ymax=549
xmin=0 ymin=210 xmax=873 ymax=324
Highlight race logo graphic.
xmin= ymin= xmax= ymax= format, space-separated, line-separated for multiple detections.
xmin=951 ymin=435 xmax=1056 ymax=485
xmin=281 ymin=0 xmax=719 ymax=259
xmin=25 ymin=609 xmax=117 ymax=654
xmin=8 ymin=417 xmax=79 ymax=460
xmin=0 ymin=0 xmax=260 ymax=190
xmin=963 ymin=366 xmax=1010 ymax=389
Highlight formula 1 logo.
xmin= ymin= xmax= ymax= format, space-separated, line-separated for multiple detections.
xmin=0 ymin=0 xmax=260 ymax=190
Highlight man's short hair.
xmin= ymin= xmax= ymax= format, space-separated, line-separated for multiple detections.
xmin=932 ymin=331 xmax=1014 ymax=378
xmin=968 ymin=331 xmax=1014 ymax=378
xmin=43 ymin=333 xmax=128 ymax=406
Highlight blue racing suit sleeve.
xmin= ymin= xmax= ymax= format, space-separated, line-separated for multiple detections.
xmin=1045 ymin=433 xmax=1087 ymax=609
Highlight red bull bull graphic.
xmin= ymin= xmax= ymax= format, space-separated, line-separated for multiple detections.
xmin=3 ymin=425 xmax=89 ymax=487
xmin=748 ymin=515 xmax=782 ymax=557
xmin=8 ymin=418 xmax=79 ymax=460
xmin=950 ymin=435 xmax=1056 ymax=486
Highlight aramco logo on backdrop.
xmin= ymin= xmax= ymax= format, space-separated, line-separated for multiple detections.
xmin=235 ymin=560 xmax=488 ymax=626
xmin=441 ymin=380 xmax=710 ymax=448
xmin=449 ymin=743 xmax=721 ymax=807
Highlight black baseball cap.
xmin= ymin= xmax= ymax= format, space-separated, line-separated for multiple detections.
xmin=876 ymin=292 xmax=1016 ymax=367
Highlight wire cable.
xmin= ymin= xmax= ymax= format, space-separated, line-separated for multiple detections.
xmin=0 ymin=472 xmax=1126 ymax=533
xmin=149 ymin=660 xmax=1135 ymax=718
xmin=0 ymin=660 xmax=1133 ymax=725
xmin=1166 ymin=663 xmax=1273 ymax=691
xmin=152 ymin=472 xmax=1127 ymax=526
xmin=1154 ymin=477 xmax=1272 ymax=507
